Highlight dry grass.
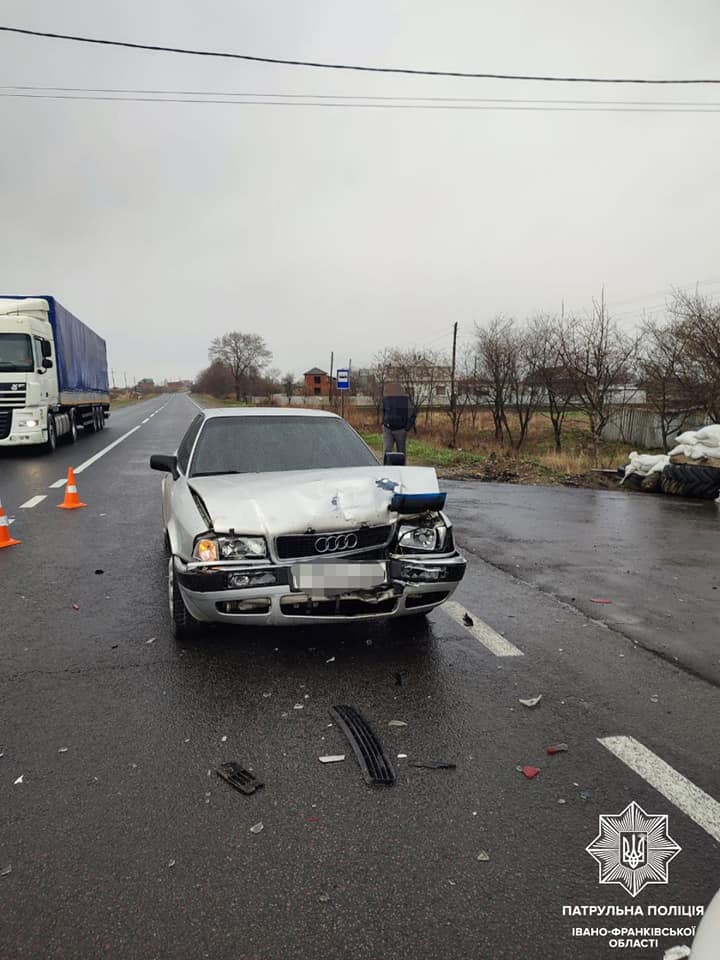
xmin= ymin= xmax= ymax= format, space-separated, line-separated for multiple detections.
xmin=344 ymin=406 xmax=635 ymax=484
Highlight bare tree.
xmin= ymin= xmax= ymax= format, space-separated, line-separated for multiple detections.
xmin=209 ymin=332 xmax=272 ymax=401
xmin=445 ymin=347 xmax=476 ymax=447
xmin=557 ymin=293 xmax=639 ymax=462
xmin=475 ymin=316 xmax=516 ymax=444
xmin=507 ymin=327 xmax=544 ymax=449
xmin=528 ymin=314 xmax=574 ymax=452
xmin=193 ymin=359 xmax=234 ymax=398
xmin=282 ymin=372 xmax=296 ymax=402
xmin=670 ymin=289 xmax=720 ymax=420
xmin=639 ymin=316 xmax=699 ymax=450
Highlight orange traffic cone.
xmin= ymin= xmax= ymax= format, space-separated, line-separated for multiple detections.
xmin=57 ymin=467 xmax=87 ymax=510
xmin=0 ymin=496 xmax=20 ymax=548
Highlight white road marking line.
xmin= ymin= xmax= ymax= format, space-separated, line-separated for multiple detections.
xmin=142 ymin=418 xmax=150 ymax=424
xmin=188 ymin=396 xmax=204 ymax=410
xmin=8 ymin=517 xmax=15 ymax=524
xmin=19 ymin=495 xmax=46 ymax=509
xmin=441 ymin=600 xmax=524 ymax=657
xmin=49 ymin=478 xmax=67 ymax=489
xmin=599 ymin=735 xmax=720 ymax=843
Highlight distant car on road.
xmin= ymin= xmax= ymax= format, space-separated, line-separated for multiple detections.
xmin=150 ymin=408 xmax=466 ymax=638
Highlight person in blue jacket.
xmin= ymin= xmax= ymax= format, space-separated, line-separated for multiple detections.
xmin=382 ymin=381 xmax=416 ymax=456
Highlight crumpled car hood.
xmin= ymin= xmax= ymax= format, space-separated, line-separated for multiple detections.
xmin=188 ymin=465 xmax=439 ymax=535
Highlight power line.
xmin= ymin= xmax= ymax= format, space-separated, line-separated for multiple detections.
xmin=1 ymin=25 xmax=720 ymax=85
xmin=5 ymin=91 xmax=720 ymax=112
xmin=4 ymin=85 xmax=720 ymax=106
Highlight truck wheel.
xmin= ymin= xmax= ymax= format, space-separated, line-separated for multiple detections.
xmin=99 ymin=407 xmax=106 ymax=431
xmin=43 ymin=414 xmax=57 ymax=454
xmin=68 ymin=411 xmax=78 ymax=443
xmin=168 ymin=558 xmax=200 ymax=641
xmin=660 ymin=464 xmax=720 ymax=500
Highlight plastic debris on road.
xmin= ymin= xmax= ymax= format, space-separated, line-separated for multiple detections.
xmin=216 ymin=762 xmax=264 ymax=795
xmin=71 ymin=603 xmax=80 ymax=611
xmin=476 ymin=851 xmax=490 ymax=862
xmin=58 ymin=747 xmax=69 ymax=754
xmin=94 ymin=569 xmax=104 ymax=575
xmin=262 ymin=692 xmax=271 ymax=698
xmin=388 ymin=720 xmax=407 ymax=727
xmin=521 ymin=766 xmax=540 ymax=779
xmin=590 ymin=598 xmax=613 ymax=604
xmin=410 ymin=760 xmax=456 ymax=770
xmin=546 ymin=743 xmax=568 ymax=755
xmin=13 ymin=775 xmax=23 ymax=785
xmin=221 ymin=735 xmax=228 ymax=742
xmin=650 ymin=694 xmax=659 ymax=703
xmin=462 ymin=612 xmax=474 ymax=626
xmin=397 ymin=753 xmax=408 ymax=759
xmin=145 ymin=637 xmax=156 ymax=644
xmin=519 ymin=695 xmax=542 ymax=708
xmin=1 ymin=865 xmax=12 ymax=877
xmin=250 ymin=822 xmax=264 ymax=834
xmin=168 ymin=859 xmax=176 ymax=868
xmin=663 ymin=947 xmax=691 ymax=960
xmin=557 ymin=798 xmax=567 ymax=804
xmin=318 ymin=755 xmax=345 ymax=764
xmin=326 ymin=657 xmax=335 ymax=663
xmin=293 ymin=703 xmax=304 ymax=710
xmin=579 ymin=790 xmax=592 ymax=801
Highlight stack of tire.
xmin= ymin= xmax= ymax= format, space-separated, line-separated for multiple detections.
xmin=660 ymin=425 xmax=720 ymax=501
xmin=617 ymin=453 xmax=669 ymax=493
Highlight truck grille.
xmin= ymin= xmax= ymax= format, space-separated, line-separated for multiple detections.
xmin=0 ymin=383 xmax=27 ymax=408
xmin=0 ymin=408 xmax=11 ymax=440
xmin=275 ymin=524 xmax=392 ymax=560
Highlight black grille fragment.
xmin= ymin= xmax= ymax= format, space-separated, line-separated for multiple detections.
xmin=330 ymin=705 xmax=395 ymax=786
xmin=216 ymin=762 xmax=264 ymax=795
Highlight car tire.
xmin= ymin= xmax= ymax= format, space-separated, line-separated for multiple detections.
xmin=168 ymin=557 xmax=200 ymax=641
xmin=621 ymin=472 xmax=644 ymax=491
xmin=43 ymin=414 xmax=57 ymax=454
xmin=163 ymin=529 xmax=171 ymax=555
xmin=659 ymin=464 xmax=720 ymax=500
xmin=67 ymin=410 xmax=78 ymax=444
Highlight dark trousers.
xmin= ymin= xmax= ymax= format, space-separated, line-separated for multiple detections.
xmin=383 ymin=427 xmax=408 ymax=455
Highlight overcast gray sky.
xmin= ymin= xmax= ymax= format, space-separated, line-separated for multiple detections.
xmin=2 ymin=1 xmax=719 ymax=384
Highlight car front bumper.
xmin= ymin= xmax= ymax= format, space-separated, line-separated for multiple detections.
xmin=174 ymin=552 xmax=467 ymax=626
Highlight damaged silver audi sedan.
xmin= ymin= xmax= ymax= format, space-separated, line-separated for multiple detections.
xmin=150 ymin=408 xmax=466 ymax=639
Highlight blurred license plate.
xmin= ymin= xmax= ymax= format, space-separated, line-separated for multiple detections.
xmin=292 ymin=562 xmax=387 ymax=594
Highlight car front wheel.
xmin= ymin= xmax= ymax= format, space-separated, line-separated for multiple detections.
xmin=168 ymin=557 xmax=200 ymax=641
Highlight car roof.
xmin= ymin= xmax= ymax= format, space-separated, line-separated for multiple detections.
xmin=199 ymin=406 xmax=341 ymax=420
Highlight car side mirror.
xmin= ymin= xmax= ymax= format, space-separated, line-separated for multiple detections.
xmin=384 ymin=452 xmax=406 ymax=466
xmin=41 ymin=341 xmax=52 ymax=358
xmin=150 ymin=454 xmax=179 ymax=479
xmin=42 ymin=358 xmax=53 ymax=369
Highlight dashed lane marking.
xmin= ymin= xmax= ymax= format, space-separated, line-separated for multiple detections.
xmin=19 ymin=495 xmax=47 ymax=508
xmin=599 ymin=735 xmax=720 ymax=842
xmin=441 ymin=599 xmax=524 ymax=657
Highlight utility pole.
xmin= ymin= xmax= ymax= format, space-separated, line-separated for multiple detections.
xmin=449 ymin=322 xmax=458 ymax=444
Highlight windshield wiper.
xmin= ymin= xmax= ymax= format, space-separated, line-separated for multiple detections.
xmin=191 ymin=470 xmax=242 ymax=477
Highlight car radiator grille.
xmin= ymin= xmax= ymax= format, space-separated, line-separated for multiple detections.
xmin=275 ymin=524 xmax=392 ymax=560
xmin=0 ymin=383 xmax=27 ymax=408
xmin=0 ymin=408 xmax=12 ymax=440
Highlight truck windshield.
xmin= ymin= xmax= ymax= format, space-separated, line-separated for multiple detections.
xmin=0 ymin=333 xmax=34 ymax=372
xmin=190 ymin=416 xmax=379 ymax=476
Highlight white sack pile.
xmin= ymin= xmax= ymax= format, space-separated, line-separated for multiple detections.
xmin=668 ymin=424 xmax=720 ymax=462
xmin=621 ymin=452 xmax=669 ymax=483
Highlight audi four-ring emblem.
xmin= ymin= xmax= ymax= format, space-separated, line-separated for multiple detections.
xmin=314 ymin=533 xmax=358 ymax=553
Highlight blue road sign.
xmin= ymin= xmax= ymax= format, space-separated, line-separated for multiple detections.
xmin=336 ymin=368 xmax=350 ymax=390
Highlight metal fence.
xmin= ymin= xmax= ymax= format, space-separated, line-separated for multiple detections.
xmin=603 ymin=407 xmax=708 ymax=449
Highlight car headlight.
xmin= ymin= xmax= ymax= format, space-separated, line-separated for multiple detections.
xmin=397 ymin=523 xmax=450 ymax=552
xmin=193 ymin=535 xmax=267 ymax=561
xmin=18 ymin=418 xmax=38 ymax=428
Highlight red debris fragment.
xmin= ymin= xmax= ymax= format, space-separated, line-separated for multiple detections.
xmin=71 ymin=603 xmax=80 ymax=611
xmin=522 ymin=766 xmax=540 ymax=779
xmin=547 ymin=743 xmax=569 ymax=755
xmin=590 ymin=598 xmax=613 ymax=604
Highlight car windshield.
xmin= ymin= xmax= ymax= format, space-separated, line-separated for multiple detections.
xmin=189 ymin=415 xmax=379 ymax=476
xmin=0 ymin=333 xmax=33 ymax=372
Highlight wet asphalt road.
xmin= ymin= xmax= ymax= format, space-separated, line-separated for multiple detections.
xmin=1 ymin=394 xmax=719 ymax=960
